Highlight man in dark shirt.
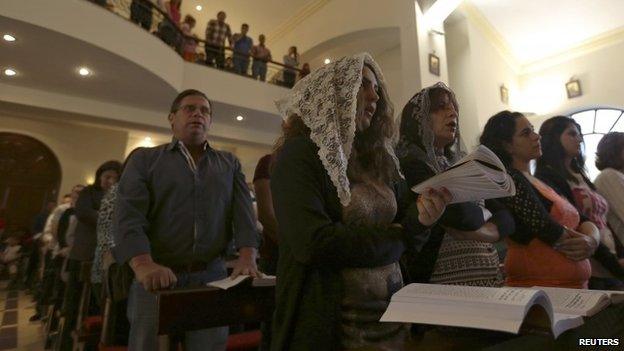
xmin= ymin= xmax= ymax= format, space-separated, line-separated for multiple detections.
xmin=113 ymin=89 xmax=259 ymax=351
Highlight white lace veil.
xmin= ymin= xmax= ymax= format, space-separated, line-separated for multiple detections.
xmin=275 ymin=52 xmax=401 ymax=206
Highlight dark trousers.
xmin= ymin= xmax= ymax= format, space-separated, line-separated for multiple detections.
xmin=59 ymin=260 xmax=100 ymax=351
xmin=130 ymin=0 xmax=152 ymax=31
xmin=283 ymin=70 xmax=296 ymax=88
xmin=23 ymin=246 xmax=39 ymax=290
xmin=206 ymin=44 xmax=225 ymax=68
xmin=259 ymin=258 xmax=277 ymax=351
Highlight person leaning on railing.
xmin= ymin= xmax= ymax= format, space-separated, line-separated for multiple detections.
xmin=251 ymin=34 xmax=272 ymax=81
xmin=232 ymin=23 xmax=253 ymax=75
xmin=282 ymin=46 xmax=299 ymax=88
xmin=181 ymin=15 xmax=198 ymax=62
xmin=205 ymin=11 xmax=232 ymax=68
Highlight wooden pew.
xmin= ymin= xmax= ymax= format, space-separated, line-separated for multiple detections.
xmin=156 ymin=280 xmax=275 ymax=350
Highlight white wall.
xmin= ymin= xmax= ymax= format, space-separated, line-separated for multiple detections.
xmin=0 ymin=114 xmax=128 ymax=199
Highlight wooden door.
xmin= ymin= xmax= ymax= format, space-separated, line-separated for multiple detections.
xmin=0 ymin=133 xmax=61 ymax=233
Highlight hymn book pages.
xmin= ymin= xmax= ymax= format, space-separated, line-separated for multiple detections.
xmin=535 ymin=286 xmax=624 ymax=317
xmin=380 ymin=284 xmax=622 ymax=338
xmin=412 ymin=145 xmax=516 ymax=204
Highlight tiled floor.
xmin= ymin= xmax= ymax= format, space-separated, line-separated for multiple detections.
xmin=0 ymin=283 xmax=46 ymax=351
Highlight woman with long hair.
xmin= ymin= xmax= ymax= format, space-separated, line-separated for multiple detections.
xmin=396 ymin=82 xmax=515 ymax=288
xmin=480 ymin=111 xmax=598 ymax=288
xmin=270 ymin=53 xmax=450 ymax=350
xmin=535 ymin=116 xmax=624 ymax=290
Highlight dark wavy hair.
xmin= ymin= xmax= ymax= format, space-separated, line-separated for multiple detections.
xmin=274 ymin=64 xmax=398 ymax=184
xmin=348 ymin=64 xmax=397 ymax=184
xmin=596 ymin=132 xmax=624 ymax=171
xmin=479 ymin=110 xmax=525 ymax=168
xmin=536 ymin=116 xmax=585 ymax=183
xmin=93 ymin=160 xmax=122 ymax=190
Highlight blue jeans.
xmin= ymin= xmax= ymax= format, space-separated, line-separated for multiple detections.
xmin=127 ymin=261 xmax=229 ymax=351
xmin=233 ymin=57 xmax=250 ymax=75
xmin=252 ymin=61 xmax=268 ymax=81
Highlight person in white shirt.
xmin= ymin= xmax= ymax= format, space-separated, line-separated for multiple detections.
xmin=594 ymin=132 xmax=624 ymax=257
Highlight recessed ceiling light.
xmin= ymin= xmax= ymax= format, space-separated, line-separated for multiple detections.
xmin=4 ymin=68 xmax=17 ymax=76
xmin=78 ymin=67 xmax=91 ymax=76
xmin=236 ymin=115 xmax=244 ymax=121
xmin=3 ymin=34 xmax=16 ymax=42
xmin=144 ymin=137 xmax=152 ymax=142
xmin=196 ymin=5 xmax=202 ymax=11
xmin=324 ymin=58 xmax=331 ymax=65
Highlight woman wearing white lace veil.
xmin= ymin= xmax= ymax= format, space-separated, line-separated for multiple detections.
xmin=396 ymin=82 xmax=515 ymax=288
xmin=270 ymin=53 xmax=451 ymax=350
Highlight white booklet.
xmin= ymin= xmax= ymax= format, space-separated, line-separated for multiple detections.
xmin=412 ymin=145 xmax=516 ymax=204
xmin=380 ymin=283 xmax=622 ymax=338
xmin=206 ymin=274 xmax=276 ymax=290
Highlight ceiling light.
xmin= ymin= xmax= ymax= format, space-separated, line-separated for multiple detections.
xmin=236 ymin=115 xmax=244 ymax=121
xmin=78 ymin=67 xmax=91 ymax=76
xmin=196 ymin=5 xmax=202 ymax=11
xmin=3 ymin=34 xmax=16 ymax=42
xmin=4 ymin=68 xmax=17 ymax=76
xmin=144 ymin=137 xmax=152 ymax=142
xmin=324 ymin=58 xmax=331 ymax=64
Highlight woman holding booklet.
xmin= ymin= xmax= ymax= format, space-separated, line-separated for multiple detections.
xmin=480 ymin=111 xmax=599 ymax=289
xmin=270 ymin=53 xmax=451 ymax=350
xmin=535 ymin=116 xmax=624 ymax=291
xmin=396 ymin=82 xmax=515 ymax=288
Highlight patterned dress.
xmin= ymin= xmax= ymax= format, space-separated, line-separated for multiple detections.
xmin=340 ymin=181 xmax=409 ymax=350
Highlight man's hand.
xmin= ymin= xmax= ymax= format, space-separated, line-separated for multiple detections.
xmin=231 ymin=247 xmax=260 ymax=279
xmin=417 ymin=187 xmax=452 ymax=227
xmin=130 ymin=254 xmax=177 ymax=292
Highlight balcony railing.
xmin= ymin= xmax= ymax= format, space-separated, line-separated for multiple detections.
xmin=86 ymin=0 xmax=303 ymax=88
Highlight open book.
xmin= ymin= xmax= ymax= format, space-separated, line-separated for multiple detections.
xmin=381 ymin=283 xmax=623 ymax=338
xmin=206 ymin=274 xmax=276 ymax=290
xmin=412 ymin=145 xmax=516 ymax=204
xmin=535 ymin=286 xmax=624 ymax=317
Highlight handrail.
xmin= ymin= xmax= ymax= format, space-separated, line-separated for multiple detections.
xmin=86 ymin=0 xmax=302 ymax=83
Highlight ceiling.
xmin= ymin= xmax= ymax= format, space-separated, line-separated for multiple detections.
xmin=181 ymin=0 xmax=314 ymax=45
xmin=0 ymin=15 xmax=282 ymax=141
xmin=469 ymin=0 xmax=624 ymax=64
xmin=300 ymin=27 xmax=400 ymax=69
xmin=0 ymin=15 xmax=175 ymax=112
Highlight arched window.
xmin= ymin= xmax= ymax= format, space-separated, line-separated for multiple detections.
xmin=570 ymin=108 xmax=624 ymax=180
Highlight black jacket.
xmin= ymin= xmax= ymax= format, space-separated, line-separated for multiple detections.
xmin=399 ymin=154 xmax=515 ymax=283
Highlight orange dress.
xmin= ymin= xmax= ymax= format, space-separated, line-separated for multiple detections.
xmin=505 ymin=175 xmax=591 ymax=289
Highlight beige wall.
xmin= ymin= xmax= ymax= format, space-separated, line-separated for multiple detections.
xmin=0 ymin=114 xmax=128 ymax=200
xmin=519 ymin=40 xmax=624 ymax=117
xmin=446 ymin=8 xmax=624 ymax=152
xmin=445 ymin=15 xmax=520 ymax=151
xmin=375 ymin=46 xmax=403 ymax=109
